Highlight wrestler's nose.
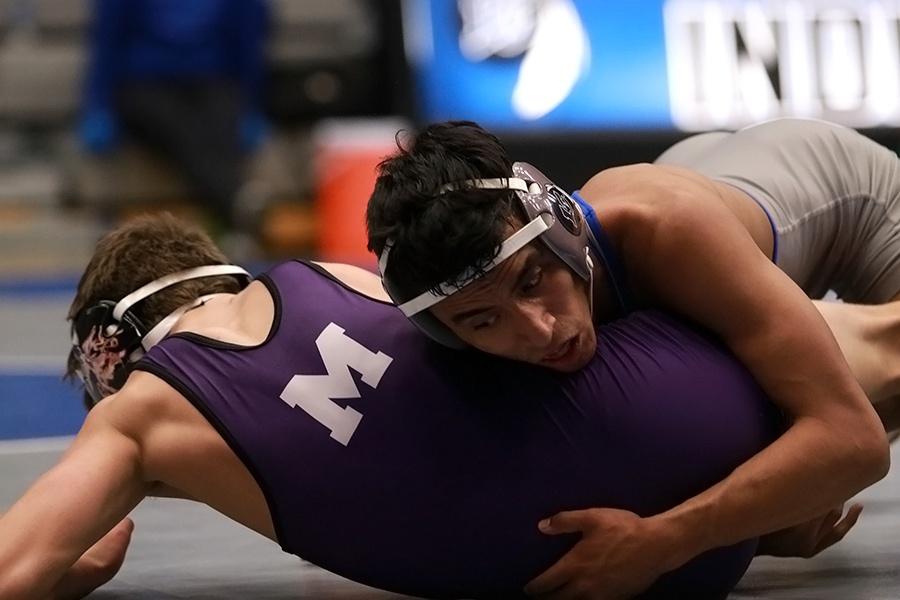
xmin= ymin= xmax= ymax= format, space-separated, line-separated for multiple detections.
xmin=512 ymin=302 xmax=555 ymax=347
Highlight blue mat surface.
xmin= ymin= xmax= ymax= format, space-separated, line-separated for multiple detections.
xmin=0 ymin=277 xmax=79 ymax=296
xmin=0 ymin=374 xmax=85 ymax=439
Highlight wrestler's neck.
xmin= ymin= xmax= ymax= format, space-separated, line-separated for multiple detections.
xmin=169 ymin=281 xmax=274 ymax=346
xmin=312 ymin=260 xmax=390 ymax=302
xmin=590 ymin=259 xmax=621 ymax=325
xmin=164 ymin=261 xmax=388 ymax=345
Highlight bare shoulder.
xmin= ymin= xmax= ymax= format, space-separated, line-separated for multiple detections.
xmin=101 ymin=370 xmax=278 ymax=538
xmin=96 ymin=370 xmax=188 ymax=434
xmin=585 ymin=165 xmax=746 ymax=255
xmin=99 ymin=371 xmax=222 ymax=475
xmin=313 ymin=261 xmax=391 ymax=302
xmin=314 ymin=261 xmax=375 ymax=279
xmin=581 ymin=163 xmax=715 ymax=209
xmin=581 ymin=162 xmax=655 ymax=191
xmin=577 ymin=165 xmax=669 ymax=232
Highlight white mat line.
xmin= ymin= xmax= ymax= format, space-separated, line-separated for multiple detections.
xmin=0 ymin=436 xmax=74 ymax=455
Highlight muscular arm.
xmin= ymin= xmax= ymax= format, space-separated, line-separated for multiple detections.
xmin=527 ymin=167 xmax=889 ymax=596
xmin=614 ymin=171 xmax=889 ymax=570
xmin=0 ymin=398 xmax=150 ymax=599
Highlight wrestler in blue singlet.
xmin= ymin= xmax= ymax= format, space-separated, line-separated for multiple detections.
xmin=136 ymin=260 xmax=783 ymax=599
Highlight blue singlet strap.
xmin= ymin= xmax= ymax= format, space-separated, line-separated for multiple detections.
xmin=571 ymin=191 xmax=632 ymax=315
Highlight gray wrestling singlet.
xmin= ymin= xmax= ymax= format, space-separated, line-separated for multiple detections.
xmin=658 ymin=118 xmax=900 ymax=301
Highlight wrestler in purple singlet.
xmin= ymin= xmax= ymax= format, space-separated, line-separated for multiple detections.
xmin=136 ymin=260 xmax=782 ymax=599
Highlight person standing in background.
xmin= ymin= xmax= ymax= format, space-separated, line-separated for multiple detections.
xmin=79 ymin=0 xmax=271 ymax=246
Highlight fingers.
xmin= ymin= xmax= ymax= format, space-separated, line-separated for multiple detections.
xmin=524 ymin=557 xmax=574 ymax=596
xmin=813 ymin=503 xmax=863 ymax=555
xmin=525 ymin=516 xmax=592 ymax=597
xmin=845 ymin=503 xmax=864 ymax=522
xmin=814 ymin=507 xmax=843 ymax=539
xmin=832 ymin=504 xmax=863 ymax=538
xmin=538 ymin=510 xmax=595 ymax=535
xmin=115 ymin=517 xmax=135 ymax=535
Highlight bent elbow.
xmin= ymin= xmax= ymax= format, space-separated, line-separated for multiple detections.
xmin=851 ymin=424 xmax=891 ymax=484
xmin=828 ymin=402 xmax=892 ymax=486
xmin=867 ymin=435 xmax=891 ymax=481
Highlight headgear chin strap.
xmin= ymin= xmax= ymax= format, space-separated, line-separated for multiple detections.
xmin=70 ymin=264 xmax=251 ymax=406
xmin=379 ymin=162 xmax=596 ymax=348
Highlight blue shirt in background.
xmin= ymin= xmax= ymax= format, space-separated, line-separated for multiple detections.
xmin=84 ymin=0 xmax=270 ymax=114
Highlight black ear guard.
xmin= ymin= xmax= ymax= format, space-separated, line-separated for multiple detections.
xmin=379 ymin=162 xmax=594 ymax=348
xmin=512 ymin=162 xmax=593 ymax=282
xmin=69 ymin=264 xmax=252 ymax=407
xmin=70 ymin=300 xmax=148 ymax=406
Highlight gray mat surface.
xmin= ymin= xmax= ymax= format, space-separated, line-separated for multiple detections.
xmin=2 ymin=439 xmax=899 ymax=598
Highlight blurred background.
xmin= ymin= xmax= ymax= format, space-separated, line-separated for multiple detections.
xmin=2 ymin=0 xmax=900 ymax=437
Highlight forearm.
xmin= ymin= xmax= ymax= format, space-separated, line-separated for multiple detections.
xmin=650 ymin=254 xmax=887 ymax=569
xmin=643 ymin=289 xmax=887 ymax=571
xmin=649 ymin=308 xmax=889 ymax=570
xmin=657 ymin=411 xmax=882 ymax=565
xmin=0 ymin=476 xmax=132 ymax=599
xmin=0 ymin=413 xmax=148 ymax=599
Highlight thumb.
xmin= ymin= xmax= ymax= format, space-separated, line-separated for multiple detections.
xmin=539 ymin=509 xmax=595 ymax=535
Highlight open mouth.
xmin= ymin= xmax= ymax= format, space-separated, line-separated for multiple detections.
xmin=542 ymin=335 xmax=578 ymax=364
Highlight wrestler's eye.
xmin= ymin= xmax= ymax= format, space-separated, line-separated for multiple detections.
xmin=471 ymin=314 xmax=498 ymax=330
xmin=521 ymin=267 xmax=543 ymax=293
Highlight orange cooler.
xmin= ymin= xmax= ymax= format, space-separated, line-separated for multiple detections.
xmin=314 ymin=119 xmax=409 ymax=267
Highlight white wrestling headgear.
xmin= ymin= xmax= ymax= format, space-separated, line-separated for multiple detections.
xmin=379 ymin=162 xmax=594 ymax=348
xmin=70 ymin=264 xmax=251 ymax=406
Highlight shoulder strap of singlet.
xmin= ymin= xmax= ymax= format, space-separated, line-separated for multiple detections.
xmin=571 ymin=191 xmax=633 ymax=315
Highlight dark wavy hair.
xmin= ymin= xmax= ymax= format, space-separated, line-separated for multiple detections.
xmin=366 ymin=121 xmax=521 ymax=301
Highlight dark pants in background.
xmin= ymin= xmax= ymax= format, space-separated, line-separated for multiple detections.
xmin=116 ymin=80 xmax=244 ymax=230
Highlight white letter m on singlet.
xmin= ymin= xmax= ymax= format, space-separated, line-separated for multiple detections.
xmin=280 ymin=322 xmax=393 ymax=446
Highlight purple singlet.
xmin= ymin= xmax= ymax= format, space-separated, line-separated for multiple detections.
xmin=137 ymin=260 xmax=782 ymax=599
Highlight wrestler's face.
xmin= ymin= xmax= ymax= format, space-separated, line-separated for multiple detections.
xmin=430 ymin=243 xmax=597 ymax=372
